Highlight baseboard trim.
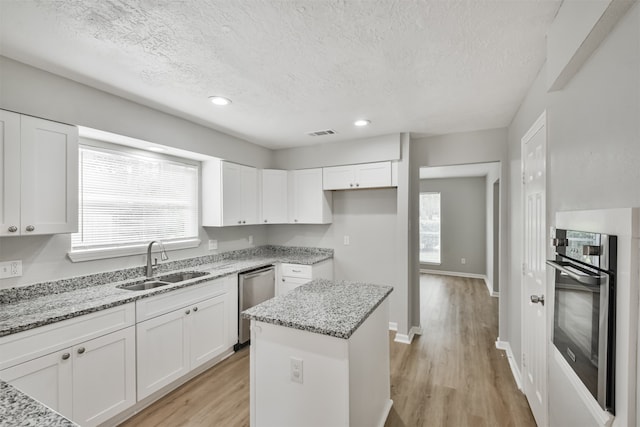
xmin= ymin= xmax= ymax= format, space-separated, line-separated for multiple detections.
xmin=394 ymin=326 xmax=422 ymax=344
xmin=490 ymin=291 xmax=500 ymax=297
xmin=377 ymin=399 xmax=394 ymax=427
xmin=495 ymin=339 xmax=522 ymax=390
xmin=420 ymin=269 xmax=486 ymax=280
xmin=388 ymin=322 xmax=398 ymax=331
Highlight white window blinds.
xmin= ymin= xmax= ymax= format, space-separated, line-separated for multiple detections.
xmin=71 ymin=145 xmax=198 ymax=250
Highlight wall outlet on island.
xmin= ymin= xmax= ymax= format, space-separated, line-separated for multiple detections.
xmin=290 ymin=357 xmax=303 ymax=384
xmin=208 ymin=240 xmax=218 ymax=250
xmin=461 ymin=258 xmax=466 ymax=265
xmin=343 ymin=235 xmax=350 ymax=245
xmin=0 ymin=260 xmax=22 ymax=279
xmin=248 ymin=235 xmax=253 ymax=244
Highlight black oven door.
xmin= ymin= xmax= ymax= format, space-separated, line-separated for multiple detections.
xmin=546 ymin=259 xmax=615 ymax=412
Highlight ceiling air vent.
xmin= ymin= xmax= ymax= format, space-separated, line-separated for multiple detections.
xmin=307 ymin=129 xmax=337 ymax=137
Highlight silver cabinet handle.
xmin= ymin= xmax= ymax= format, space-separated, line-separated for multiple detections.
xmin=185 ymin=309 xmax=191 ymax=315
xmin=238 ymin=220 xmax=242 ymax=224
xmin=77 ymin=347 xmax=85 ymax=354
xmin=8 ymin=226 xmax=17 ymax=233
xmin=264 ymin=219 xmax=267 ymax=223
xmin=282 ymin=278 xmax=285 ymax=282
xmin=243 ymin=220 xmax=246 ymax=224
xmin=356 ymin=183 xmax=360 ymax=187
xmin=62 ymin=353 xmax=70 ymax=360
xmin=292 ymin=269 xmax=301 ymax=273
xmin=350 ymin=183 xmax=353 ymax=187
xmin=294 ymin=219 xmax=298 ymax=222
xmin=530 ymin=295 xmax=545 ymax=305
xmin=25 ymin=225 xmax=35 ymax=232
xmin=193 ymin=306 xmax=198 ymax=312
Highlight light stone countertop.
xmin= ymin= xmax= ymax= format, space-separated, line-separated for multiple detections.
xmin=242 ymin=278 xmax=393 ymax=339
xmin=0 ymin=380 xmax=77 ymax=427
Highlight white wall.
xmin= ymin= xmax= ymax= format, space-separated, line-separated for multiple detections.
xmin=0 ymin=56 xmax=274 ymax=288
xmin=419 ymin=177 xmax=487 ymax=275
xmin=506 ymin=3 xmax=640 ymax=426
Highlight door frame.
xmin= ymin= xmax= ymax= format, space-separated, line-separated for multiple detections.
xmin=520 ymin=110 xmax=548 ymax=426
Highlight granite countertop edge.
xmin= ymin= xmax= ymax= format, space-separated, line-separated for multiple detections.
xmin=0 ymin=248 xmax=333 ymax=338
xmin=0 ymin=380 xmax=78 ymax=426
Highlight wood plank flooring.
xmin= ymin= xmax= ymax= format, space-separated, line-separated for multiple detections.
xmin=120 ymin=274 xmax=535 ymax=427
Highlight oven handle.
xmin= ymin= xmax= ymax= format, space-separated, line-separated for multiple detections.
xmin=545 ymin=260 xmax=605 ymax=286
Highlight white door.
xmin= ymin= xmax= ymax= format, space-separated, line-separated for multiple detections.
xmin=522 ymin=111 xmax=548 ymax=426
xmin=261 ymin=169 xmax=288 ymax=224
xmin=136 ymin=309 xmax=189 ymax=399
xmin=72 ymin=327 xmax=136 ymax=427
xmin=241 ymin=165 xmax=258 ymax=225
xmin=222 ymin=161 xmax=244 ymax=226
xmin=322 ymin=165 xmax=354 ymax=190
xmin=0 ymin=110 xmax=21 ymax=236
xmin=0 ymin=349 xmax=73 ymax=418
xmin=291 ymin=168 xmax=330 ymax=224
xmin=20 ymin=115 xmax=78 ymax=235
xmin=188 ymin=294 xmax=227 ymax=369
xmin=354 ymin=162 xmax=392 ymax=188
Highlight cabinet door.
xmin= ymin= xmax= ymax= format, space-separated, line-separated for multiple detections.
xmin=278 ymin=277 xmax=310 ymax=297
xmin=261 ymin=169 xmax=288 ymax=224
xmin=0 ymin=349 xmax=73 ymax=418
xmin=188 ymin=294 xmax=227 ymax=370
xmin=354 ymin=162 xmax=391 ymax=188
xmin=241 ymin=165 xmax=258 ymax=225
xmin=72 ymin=326 xmax=136 ymax=427
xmin=0 ymin=110 xmax=21 ymax=237
xmin=322 ymin=165 xmax=355 ymax=190
xmin=20 ymin=115 xmax=78 ymax=235
xmin=136 ymin=309 xmax=189 ymax=399
xmin=290 ymin=169 xmax=332 ymax=224
xmin=222 ymin=161 xmax=244 ymax=226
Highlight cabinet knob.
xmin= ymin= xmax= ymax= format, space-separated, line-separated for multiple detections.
xmin=282 ymin=278 xmax=285 ymax=282
xmin=350 ymin=183 xmax=353 ymax=187
xmin=264 ymin=219 xmax=267 ymax=223
xmin=185 ymin=309 xmax=191 ymax=315
xmin=242 ymin=220 xmax=246 ymax=224
xmin=294 ymin=219 xmax=298 ymax=223
xmin=77 ymin=347 xmax=85 ymax=354
xmin=193 ymin=306 xmax=198 ymax=312
xmin=25 ymin=225 xmax=35 ymax=232
xmin=356 ymin=183 xmax=360 ymax=187
xmin=62 ymin=353 xmax=70 ymax=360
xmin=238 ymin=221 xmax=242 ymax=224
xmin=8 ymin=226 xmax=17 ymax=233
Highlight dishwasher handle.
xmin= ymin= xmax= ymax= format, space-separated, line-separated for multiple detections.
xmin=242 ymin=267 xmax=274 ymax=280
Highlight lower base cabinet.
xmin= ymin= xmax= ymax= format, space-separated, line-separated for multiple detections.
xmin=0 ymin=326 xmax=136 ymax=427
xmin=136 ymin=282 xmax=234 ymax=400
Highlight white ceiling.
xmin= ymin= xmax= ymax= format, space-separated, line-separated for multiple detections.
xmin=0 ymin=1 xmax=561 ymax=150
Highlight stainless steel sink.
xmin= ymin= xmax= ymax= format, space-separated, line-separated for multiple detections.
xmin=118 ymin=271 xmax=209 ymax=291
xmin=156 ymin=271 xmax=209 ymax=283
xmin=119 ymin=280 xmax=171 ymax=291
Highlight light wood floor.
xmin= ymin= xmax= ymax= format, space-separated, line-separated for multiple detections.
xmin=120 ymin=274 xmax=535 ymax=427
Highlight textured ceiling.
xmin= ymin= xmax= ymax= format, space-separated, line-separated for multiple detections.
xmin=0 ymin=0 xmax=561 ymax=149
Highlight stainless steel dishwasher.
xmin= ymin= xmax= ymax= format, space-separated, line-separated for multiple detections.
xmin=237 ymin=265 xmax=275 ymax=349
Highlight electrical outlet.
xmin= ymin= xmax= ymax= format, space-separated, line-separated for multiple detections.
xmin=343 ymin=235 xmax=350 ymax=245
xmin=208 ymin=240 xmax=218 ymax=250
xmin=0 ymin=260 xmax=22 ymax=279
xmin=290 ymin=357 xmax=303 ymax=384
xmin=248 ymin=235 xmax=253 ymax=244
xmin=461 ymin=258 xmax=466 ymax=265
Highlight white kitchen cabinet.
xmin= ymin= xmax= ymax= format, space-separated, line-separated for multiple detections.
xmin=260 ymin=169 xmax=288 ymax=224
xmin=276 ymin=259 xmax=334 ymax=297
xmin=202 ymin=160 xmax=258 ymax=226
xmin=289 ymin=168 xmax=332 ymax=224
xmin=322 ymin=161 xmax=392 ymax=190
xmin=0 ymin=110 xmax=78 ymax=236
xmin=0 ymin=326 xmax=136 ymax=427
xmin=136 ymin=277 xmax=235 ymax=399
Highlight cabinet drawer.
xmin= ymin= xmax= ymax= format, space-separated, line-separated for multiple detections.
xmin=0 ymin=303 xmax=135 ymax=370
xmin=280 ymin=263 xmax=312 ymax=279
xmin=136 ymin=277 xmax=228 ymax=323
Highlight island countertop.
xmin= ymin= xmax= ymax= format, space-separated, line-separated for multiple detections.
xmin=242 ymin=278 xmax=393 ymax=339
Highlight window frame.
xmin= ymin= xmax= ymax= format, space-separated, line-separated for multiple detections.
xmin=419 ymin=191 xmax=441 ymax=265
xmin=67 ymin=138 xmax=201 ymax=262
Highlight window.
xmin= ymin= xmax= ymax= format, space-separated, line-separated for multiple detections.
xmin=70 ymin=143 xmax=199 ymax=261
xmin=420 ymin=192 xmax=441 ymax=264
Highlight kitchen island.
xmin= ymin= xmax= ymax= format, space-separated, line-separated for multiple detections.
xmin=243 ymin=279 xmax=393 ymax=427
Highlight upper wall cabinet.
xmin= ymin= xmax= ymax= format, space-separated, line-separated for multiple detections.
xmin=289 ymin=168 xmax=332 ymax=224
xmin=0 ymin=110 xmax=79 ymax=236
xmin=322 ymin=161 xmax=392 ymax=190
xmin=261 ymin=169 xmax=288 ymax=224
xmin=202 ymin=160 xmax=258 ymax=227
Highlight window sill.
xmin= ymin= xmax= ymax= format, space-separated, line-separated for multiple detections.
xmin=68 ymin=238 xmax=201 ymax=262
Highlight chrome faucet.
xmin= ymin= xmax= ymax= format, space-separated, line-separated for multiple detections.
xmin=146 ymin=241 xmax=169 ymax=277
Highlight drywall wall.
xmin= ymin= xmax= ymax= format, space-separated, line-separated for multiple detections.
xmin=0 ymin=56 xmax=274 ymax=288
xmin=507 ymin=4 xmax=640 ymax=426
xmin=419 ymin=177 xmax=487 ymax=276
xmin=266 ymin=188 xmax=400 ymax=325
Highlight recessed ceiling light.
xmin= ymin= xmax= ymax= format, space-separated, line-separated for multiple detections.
xmin=354 ymin=119 xmax=370 ymax=127
xmin=209 ymin=96 xmax=232 ymax=106
xmin=146 ymin=146 xmax=166 ymax=153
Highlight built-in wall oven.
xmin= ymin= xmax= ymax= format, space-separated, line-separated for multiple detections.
xmin=546 ymin=228 xmax=617 ymax=413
